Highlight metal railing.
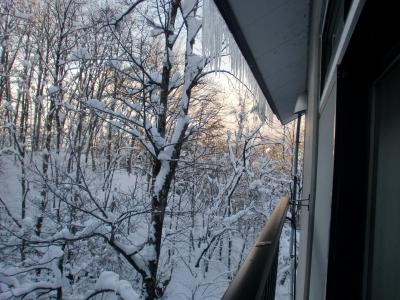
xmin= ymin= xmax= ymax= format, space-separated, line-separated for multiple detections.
xmin=222 ymin=196 xmax=290 ymax=300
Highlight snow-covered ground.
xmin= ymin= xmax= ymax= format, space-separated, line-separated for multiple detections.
xmin=0 ymin=154 xmax=293 ymax=299
xmin=0 ymin=157 xmax=24 ymax=218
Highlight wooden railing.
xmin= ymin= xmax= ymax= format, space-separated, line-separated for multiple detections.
xmin=222 ymin=196 xmax=290 ymax=300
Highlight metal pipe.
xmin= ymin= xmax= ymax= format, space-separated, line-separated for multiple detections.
xmin=290 ymin=113 xmax=302 ymax=300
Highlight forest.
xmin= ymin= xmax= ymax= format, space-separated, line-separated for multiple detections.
xmin=0 ymin=0 xmax=301 ymax=299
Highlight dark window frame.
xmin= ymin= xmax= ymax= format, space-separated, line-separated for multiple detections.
xmin=320 ymin=0 xmax=353 ymax=93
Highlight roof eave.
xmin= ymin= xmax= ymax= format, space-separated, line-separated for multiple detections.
xmin=213 ymin=0 xmax=284 ymax=123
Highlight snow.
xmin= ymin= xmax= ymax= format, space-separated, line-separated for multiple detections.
xmin=182 ymin=0 xmax=196 ymax=16
xmin=150 ymin=127 xmax=165 ymax=148
xmin=139 ymin=244 xmax=156 ymax=262
xmin=187 ymin=18 xmax=202 ymax=43
xmin=20 ymin=60 xmax=31 ymax=67
xmin=171 ymin=115 xmax=190 ymax=145
xmin=110 ymin=120 xmax=123 ymax=129
xmin=149 ymin=71 xmax=162 ymax=84
xmin=153 ymin=114 xmax=190 ymax=195
xmin=48 ymin=85 xmax=59 ymax=95
xmin=95 ymin=271 xmax=139 ymax=300
xmin=223 ymin=209 xmax=250 ymax=227
xmin=168 ymin=34 xmax=177 ymax=45
xmin=85 ymin=98 xmax=103 ymax=110
xmin=157 ymin=151 xmax=171 ymax=161
xmin=168 ymin=49 xmax=176 ymax=65
xmin=0 ymin=128 xmax=293 ymax=298
xmin=187 ymin=54 xmax=205 ymax=75
xmin=51 ymin=228 xmax=74 ymax=240
xmin=150 ymin=28 xmax=164 ymax=37
xmin=0 ymin=282 xmax=60 ymax=300
xmin=154 ymin=160 xmax=170 ymax=195
xmin=127 ymin=88 xmax=136 ymax=95
xmin=0 ymin=158 xmax=27 ymax=218
xmin=70 ymin=47 xmax=91 ymax=60
xmin=169 ymin=72 xmax=181 ymax=89
xmin=84 ymin=218 xmax=104 ymax=231
xmin=39 ymin=246 xmax=64 ymax=264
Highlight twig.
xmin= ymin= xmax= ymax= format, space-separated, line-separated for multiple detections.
xmin=0 ymin=196 xmax=21 ymax=228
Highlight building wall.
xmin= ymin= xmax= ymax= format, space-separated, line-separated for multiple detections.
xmin=309 ymin=79 xmax=336 ymax=300
xmin=297 ymin=1 xmax=367 ymax=299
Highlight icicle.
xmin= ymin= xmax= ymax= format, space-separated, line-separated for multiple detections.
xmin=202 ymin=0 xmax=272 ymax=122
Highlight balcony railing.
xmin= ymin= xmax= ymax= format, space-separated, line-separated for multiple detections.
xmin=222 ymin=196 xmax=290 ymax=300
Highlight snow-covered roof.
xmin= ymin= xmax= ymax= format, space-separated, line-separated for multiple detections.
xmin=213 ymin=0 xmax=311 ymax=124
